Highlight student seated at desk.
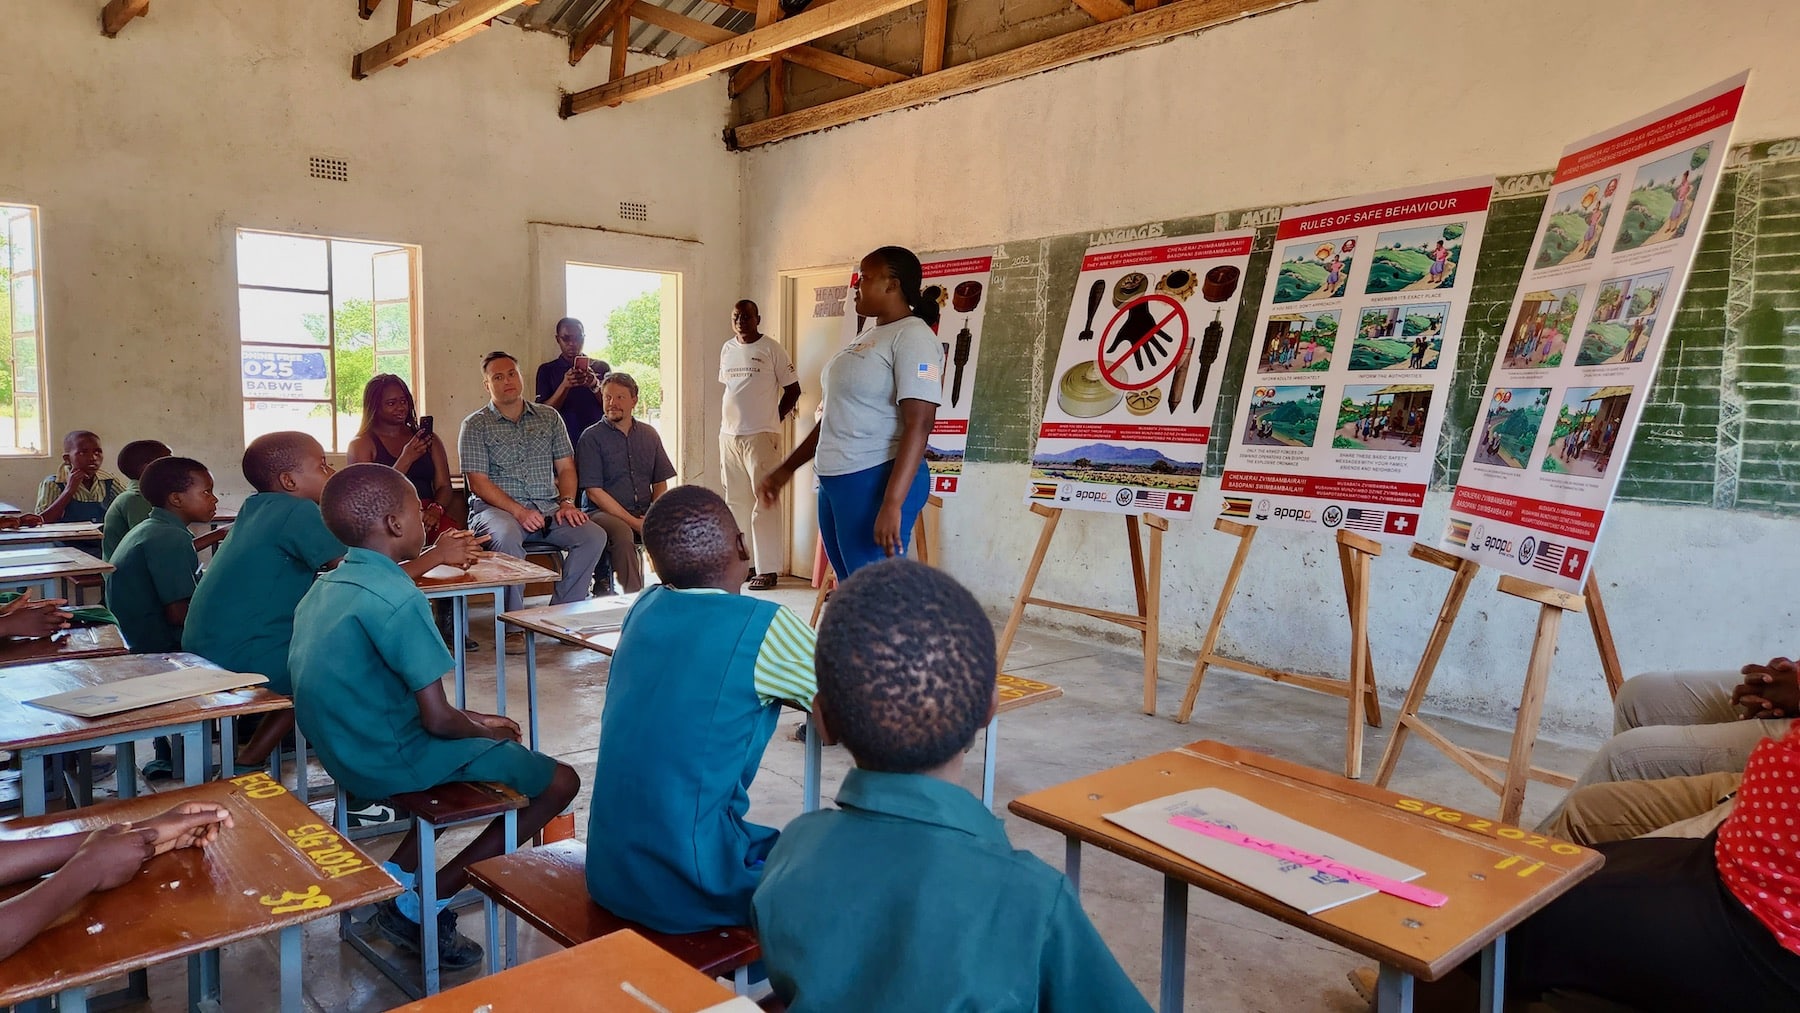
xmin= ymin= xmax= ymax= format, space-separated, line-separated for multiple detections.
xmin=100 ymin=439 xmax=172 ymax=562
xmin=291 ymin=464 xmax=579 ymax=969
xmin=584 ymin=484 xmax=817 ymax=933
xmin=183 ymin=433 xmax=476 ymax=772
xmin=752 ymin=559 xmax=1151 ymax=1013
xmin=35 ymin=431 xmax=127 ymax=554
xmin=107 ymin=457 xmax=217 ymax=781
xmin=0 ymin=597 xmax=72 ymax=639
xmin=0 ymin=801 xmax=231 ymax=962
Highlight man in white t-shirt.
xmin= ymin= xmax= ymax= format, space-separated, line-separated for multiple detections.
xmin=719 ymin=300 xmax=801 ymax=590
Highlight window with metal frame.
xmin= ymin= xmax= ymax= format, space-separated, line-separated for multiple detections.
xmin=0 ymin=204 xmax=47 ymax=455
xmin=235 ymin=230 xmax=421 ymax=452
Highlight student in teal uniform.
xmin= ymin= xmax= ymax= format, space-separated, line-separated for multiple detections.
xmin=100 ymin=439 xmax=172 ymax=562
xmin=291 ymin=464 xmax=580 ymax=969
xmin=752 ymin=559 xmax=1152 ymax=1013
xmin=106 ymin=457 xmax=217 ymax=654
xmin=183 ymin=432 xmax=477 ymax=770
xmin=585 ymin=485 xmax=817 ymax=933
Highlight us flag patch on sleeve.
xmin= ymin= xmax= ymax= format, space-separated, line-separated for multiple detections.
xmin=917 ymin=362 xmax=941 ymax=382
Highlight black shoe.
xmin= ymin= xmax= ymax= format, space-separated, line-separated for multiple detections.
xmin=370 ymin=901 xmax=484 ymax=971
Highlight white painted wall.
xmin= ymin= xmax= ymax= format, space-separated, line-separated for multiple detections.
xmin=0 ymin=1 xmax=739 ymax=507
xmin=739 ymin=0 xmax=1800 ymax=740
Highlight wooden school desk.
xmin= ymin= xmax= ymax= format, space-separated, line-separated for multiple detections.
xmin=391 ymin=929 xmax=757 ymax=1013
xmin=415 ymin=551 xmax=559 ymax=714
xmin=0 ymin=652 xmax=291 ymax=816
xmin=499 ymin=597 xmax=827 ymax=812
xmin=0 ymin=522 xmax=103 ymax=548
xmin=1008 ymin=740 xmax=1603 ymax=1013
xmin=0 ymin=500 xmax=22 ymax=515
xmin=0 ymin=778 xmax=400 ymax=1013
xmin=0 ymin=545 xmax=111 ymax=601
xmin=0 ymin=625 xmax=127 ymax=669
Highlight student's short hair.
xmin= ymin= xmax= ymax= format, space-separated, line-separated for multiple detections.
xmin=815 ymin=559 xmax=995 ymax=773
xmin=62 ymin=430 xmax=99 ymax=453
xmin=320 ymin=463 xmax=414 ymax=548
xmin=241 ymin=432 xmax=319 ymax=493
xmin=641 ymin=485 xmax=734 ymax=588
xmin=140 ymin=457 xmax=208 ymax=508
xmin=600 ymin=372 xmax=638 ymax=398
xmin=554 ymin=317 xmax=584 ymax=336
xmin=481 ymin=351 xmax=518 ymax=373
xmin=116 ymin=440 xmax=173 ymax=481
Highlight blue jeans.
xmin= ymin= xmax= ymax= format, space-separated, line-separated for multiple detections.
xmin=817 ymin=459 xmax=929 ymax=581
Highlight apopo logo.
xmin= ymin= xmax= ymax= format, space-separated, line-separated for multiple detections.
xmin=1075 ymin=489 xmax=1110 ymax=502
xmin=1272 ymin=506 xmax=1313 ymax=522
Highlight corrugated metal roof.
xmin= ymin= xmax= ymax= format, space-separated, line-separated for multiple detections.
xmin=411 ymin=0 xmax=751 ymax=60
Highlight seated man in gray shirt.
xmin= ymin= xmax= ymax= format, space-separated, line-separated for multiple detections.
xmin=576 ymin=372 xmax=676 ymax=594
xmin=459 ymin=351 xmax=608 ymax=652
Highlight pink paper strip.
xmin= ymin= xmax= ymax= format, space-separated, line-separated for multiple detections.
xmin=1168 ymin=815 xmax=1448 ymax=908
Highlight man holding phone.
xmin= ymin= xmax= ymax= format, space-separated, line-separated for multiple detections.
xmin=535 ymin=317 xmax=610 ymax=447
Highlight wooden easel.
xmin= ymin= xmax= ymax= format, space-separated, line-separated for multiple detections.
xmin=1175 ymin=519 xmax=1385 ymax=778
xmin=810 ymin=495 xmax=944 ymax=624
xmin=1373 ymin=543 xmax=1625 ymax=825
xmin=995 ymin=503 xmax=1168 ymax=714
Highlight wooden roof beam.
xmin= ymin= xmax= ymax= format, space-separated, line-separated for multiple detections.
xmin=100 ymin=0 xmax=149 ymax=37
xmin=1073 ymin=0 xmax=1132 ymax=21
xmin=729 ymin=0 xmax=1310 ymax=147
xmin=634 ymin=3 xmax=907 ymax=90
xmin=353 ymin=0 xmax=534 ymax=78
xmin=562 ymin=0 xmax=920 ymax=115
xmin=571 ymin=0 xmax=636 ymax=65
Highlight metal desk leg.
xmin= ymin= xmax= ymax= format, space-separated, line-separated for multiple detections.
xmin=52 ymin=986 xmax=88 ymax=1012
xmin=420 ymin=817 xmax=441 ymax=996
xmin=279 ymin=923 xmax=303 ymax=1013
xmin=22 ymin=748 xmax=45 ymax=817
xmin=187 ymin=948 xmax=222 ymax=1012
xmin=1064 ymin=837 xmax=1082 ymax=893
xmin=1376 ymin=964 xmax=1415 ymax=1012
xmin=180 ymin=727 xmax=206 ymax=789
xmin=981 ymin=714 xmax=999 ymax=810
xmin=219 ymin=718 xmax=238 ymax=780
xmin=453 ymin=594 xmax=469 ymax=709
xmin=493 ymin=589 xmax=507 ymax=717
xmin=802 ymin=712 xmax=821 ymax=813
xmin=1159 ymin=877 xmax=1187 ymax=1013
xmin=525 ymin=631 xmax=539 ymax=750
xmin=1479 ymin=933 xmax=1506 ymax=1013
xmin=484 ymin=898 xmax=502 ymax=975
xmin=117 ymin=741 xmax=137 ymax=799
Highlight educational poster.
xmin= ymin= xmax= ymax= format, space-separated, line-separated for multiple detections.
xmin=1440 ymin=73 xmax=1748 ymax=592
xmin=1216 ymin=178 xmax=1495 ymax=541
xmin=843 ymin=249 xmax=993 ymax=496
xmin=1025 ymin=231 xmax=1255 ymax=516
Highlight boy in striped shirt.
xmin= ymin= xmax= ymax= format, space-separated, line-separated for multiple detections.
xmin=584 ymin=485 xmax=816 ymax=933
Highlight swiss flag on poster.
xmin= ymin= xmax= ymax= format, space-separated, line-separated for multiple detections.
xmin=1561 ymin=546 xmax=1588 ymax=581
xmin=1167 ymin=493 xmax=1193 ymax=512
xmin=1384 ymin=512 xmax=1418 ymax=536
xmin=934 ymin=475 xmax=957 ymax=493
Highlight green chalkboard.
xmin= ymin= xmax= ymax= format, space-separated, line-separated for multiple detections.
xmin=964 ymin=139 xmax=1800 ymax=516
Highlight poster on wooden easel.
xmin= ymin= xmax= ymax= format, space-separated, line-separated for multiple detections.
xmin=1215 ymin=177 xmax=1495 ymax=541
xmin=1439 ymin=73 xmax=1748 ymax=591
xmin=1025 ymin=230 xmax=1256 ymax=516
xmin=843 ymin=248 xmax=994 ymax=496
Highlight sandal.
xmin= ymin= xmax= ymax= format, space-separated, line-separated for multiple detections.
xmin=747 ymin=573 xmax=779 ymax=591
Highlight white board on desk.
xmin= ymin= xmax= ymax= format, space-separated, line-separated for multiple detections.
xmin=545 ymin=605 xmax=630 ymax=635
xmin=27 ymin=668 xmax=269 ymax=718
xmin=421 ymin=564 xmax=467 ymax=579
xmin=0 ymin=549 xmax=73 ymax=568
xmin=1105 ymin=787 xmax=1423 ymax=915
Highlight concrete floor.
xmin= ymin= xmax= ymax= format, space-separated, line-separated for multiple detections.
xmin=101 ymin=578 xmax=1600 ymax=1012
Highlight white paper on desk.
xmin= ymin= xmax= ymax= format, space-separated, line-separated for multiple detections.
xmin=27 ymin=668 xmax=269 ymax=718
xmin=1104 ymin=788 xmax=1424 ymax=915
xmin=421 ymin=564 xmax=466 ymax=579
xmin=0 ymin=549 xmax=71 ymax=568
xmin=545 ymin=605 xmax=630 ymax=635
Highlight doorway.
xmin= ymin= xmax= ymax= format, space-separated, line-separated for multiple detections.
xmin=779 ymin=265 xmax=852 ymax=579
xmin=564 ymin=263 xmax=679 ymax=434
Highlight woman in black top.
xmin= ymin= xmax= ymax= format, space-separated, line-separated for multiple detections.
xmin=348 ymin=374 xmax=458 ymax=538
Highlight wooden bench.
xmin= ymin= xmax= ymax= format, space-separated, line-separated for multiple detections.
xmin=334 ymin=780 xmax=528 ymax=1000
xmin=467 ymin=839 xmax=761 ymax=991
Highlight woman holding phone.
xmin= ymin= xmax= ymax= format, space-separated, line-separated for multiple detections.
xmin=348 ymin=373 xmax=459 ymax=538
xmin=759 ymin=245 xmax=940 ymax=580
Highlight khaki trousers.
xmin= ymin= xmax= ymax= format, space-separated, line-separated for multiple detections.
xmin=720 ymin=431 xmax=786 ymax=575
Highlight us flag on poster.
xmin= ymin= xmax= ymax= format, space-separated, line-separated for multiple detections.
xmin=1531 ymin=540 xmax=1566 ymax=574
xmin=1344 ymin=508 xmax=1385 ymax=533
xmin=1135 ymin=490 xmax=1168 ymax=510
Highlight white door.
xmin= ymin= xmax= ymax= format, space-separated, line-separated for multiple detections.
xmin=780 ymin=267 xmax=852 ymax=578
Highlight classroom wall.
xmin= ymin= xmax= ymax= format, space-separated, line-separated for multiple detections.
xmin=738 ymin=0 xmax=1800 ymax=740
xmin=0 ymin=1 xmax=739 ymax=507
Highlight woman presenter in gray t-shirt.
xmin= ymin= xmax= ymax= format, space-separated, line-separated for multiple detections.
xmin=759 ymin=246 xmax=942 ymax=579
